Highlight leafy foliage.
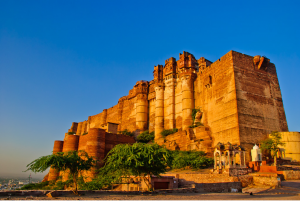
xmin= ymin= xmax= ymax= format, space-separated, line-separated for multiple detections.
xmin=170 ymin=150 xmax=213 ymax=169
xmin=97 ymin=143 xmax=172 ymax=191
xmin=25 ymin=150 xmax=97 ymax=194
xmin=189 ymin=122 xmax=204 ymax=128
xmin=191 ymin=108 xmax=201 ymax=123
xmin=20 ymin=179 xmax=73 ymax=190
xmin=260 ymin=131 xmax=285 ymax=166
xmin=136 ymin=130 xmax=155 ymax=143
xmin=118 ymin=129 xmax=134 ymax=137
xmin=67 ymin=132 xmax=76 ymax=135
xmin=79 ymin=170 xmax=120 ymax=190
xmin=160 ymin=128 xmax=178 ymax=137
xmin=20 ymin=181 xmax=51 ymax=190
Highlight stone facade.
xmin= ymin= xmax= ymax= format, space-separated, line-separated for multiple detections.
xmin=47 ymin=128 xmax=135 ymax=182
xmin=61 ymin=50 xmax=288 ymax=163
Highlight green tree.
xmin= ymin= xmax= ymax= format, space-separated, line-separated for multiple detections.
xmin=25 ymin=150 xmax=97 ymax=194
xmin=260 ymin=131 xmax=285 ymax=166
xmin=99 ymin=143 xmax=172 ymax=191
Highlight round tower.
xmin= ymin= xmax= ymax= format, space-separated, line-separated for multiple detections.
xmin=181 ymin=73 xmax=196 ymax=130
xmin=62 ymin=135 xmax=79 ymax=181
xmin=48 ymin=140 xmax=64 ymax=181
xmin=85 ymin=128 xmax=106 ymax=180
xmin=155 ymin=84 xmax=164 ymax=141
xmin=135 ymin=81 xmax=149 ymax=132
xmin=178 ymin=51 xmax=197 ymax=130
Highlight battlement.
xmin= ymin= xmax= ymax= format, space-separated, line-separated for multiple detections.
xmin=163 ymin=57 xmax=177 ymax=78
xmin=177 ymin=51 xmax=197 ymax=69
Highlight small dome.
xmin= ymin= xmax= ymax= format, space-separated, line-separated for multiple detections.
xmin=253 ymin=144 xmax=259 ymax=150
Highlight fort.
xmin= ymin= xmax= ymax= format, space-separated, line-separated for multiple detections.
xmin=45 ymin=50 xmax=293 ymax=182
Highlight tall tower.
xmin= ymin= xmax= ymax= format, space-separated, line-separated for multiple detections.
xmin=163 ymin=57 xmax=177 ymax=129
xmin=153 ymin=65 xmax=164 ymax=140
xmin=177 ymin=51 xmax=197 ymax=130
xmin=135 ymin=81 xmax=149 ymax=131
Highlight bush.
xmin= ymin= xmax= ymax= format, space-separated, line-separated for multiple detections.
xmin=160 ymin=128 xmax=178 ymax=137
xmin=79 ymin=173 xmax=115 ymax=190
xmin=20 ymin=181 xmax=51 ymax=190
xmin=118 ymin=129 xmax=134 ymax=137
xmin=20 ymin=179 xmax=74 ymax=190
xmin=136 ymin=130 xmax=154 ymax=143
xmin=68 ymin=132 xmax=76 ymax=135
xmin=191 ymin=108 xmax=201 ymax=123
xmin=189 ymin=122 xmax=204 ymax=128
xmin=170 ymin=150 xmax=213 ymax=169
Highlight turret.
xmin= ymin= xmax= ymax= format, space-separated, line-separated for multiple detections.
xmin=134 ymin=81 xmax=149 ymax=131
xmin=163 ymin=57 xmax=177 ymax=129
xmin=153 ymin=65 xmax=163 ymax=83
xmin=177 ymin=51 xmax=197 ymax=130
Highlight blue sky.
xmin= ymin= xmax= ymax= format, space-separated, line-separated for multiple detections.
xmin=0 ymin=0 xmax=299 ymax=179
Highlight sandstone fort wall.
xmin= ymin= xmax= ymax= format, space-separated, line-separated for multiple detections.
xmin=62 ymin=50 xmax=287 ymax=161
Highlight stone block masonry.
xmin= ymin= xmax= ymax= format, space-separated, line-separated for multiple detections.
xmin=46 ymin=50 xmax=290 ymax=181
xmin=47 ymin=128 xmax=135 ymax=182
xmin=72 ymin=51 xmax=288 ymax=157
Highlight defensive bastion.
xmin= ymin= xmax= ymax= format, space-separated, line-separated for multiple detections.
xmin=45 ymin=50 xmax=290 ymax=182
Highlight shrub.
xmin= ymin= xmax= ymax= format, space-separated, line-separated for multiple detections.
xmin=191 ymin=108 xmax=201 ymax=123
xmin=68 ymin=132 xmax=76 ymax=135
xmin=170 ymin=150 xmax=213 ymax=169
xmin=20 ymin=181 xmax=51 ymax=190
xmin=160 ymin=128 xmax=178 ymax=137
xmin=118 ymin=129 xmax=134 ymax=137
xmin=136 ymin=130 xmax=154 ymax=143
xmin=189 ymin=122 xmax=204 ymax=128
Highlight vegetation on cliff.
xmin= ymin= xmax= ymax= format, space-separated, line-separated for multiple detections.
xmin=136 ymin=130 xmax=154 ymax=143
xmin=118 ymin=129 xmax=134 ymax=137
xmin=160 ymin=128 xmax=178 ymax=137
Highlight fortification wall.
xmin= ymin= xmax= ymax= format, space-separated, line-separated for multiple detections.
xmin=120 ymin=98 xmax=137 ymax=132
xmin=46 ymin=129 xmax=135 ymax=182
xmin=232 ymin=51 xmax=288 ymax=159
xmin=88 ymin=113 xmax=103 ymax=129
xmin=63 ymin=50 xmax=290 ymax=163
xmin=194 ymin=51 xmax=239 ymax=147
xmin=106 ymin=105 xmax=119 ymax=124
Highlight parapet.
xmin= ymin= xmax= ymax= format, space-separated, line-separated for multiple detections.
xmin=177 ymin=51 xmax=197 ymax=69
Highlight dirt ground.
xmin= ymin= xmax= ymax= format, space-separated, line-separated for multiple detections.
xmin=1 ymin=181 xmax=300 ymax=200
xmin=1 ymin=192 xmax=300 ymax=200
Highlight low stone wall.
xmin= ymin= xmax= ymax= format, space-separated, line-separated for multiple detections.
xmin=234 ymin=175 xmax=253 ymax=187
xmin=282 ymin=170 xmax=300 ymax=180
xmin=251 ymin=173 xmax=280 ymax=187
xmin=162 ymin=173 xmax=235 ymax=186
xmin=162 ymin=173 xmax=244 ymax=192
xmin=223 ymin=168 xmax=253 ymax=176
xmin=196 ymin=182 xmax=242 ymax=193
